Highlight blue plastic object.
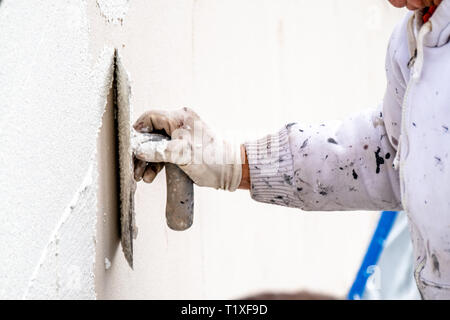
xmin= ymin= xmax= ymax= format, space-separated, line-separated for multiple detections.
xmin=347 ymin=211 xmax=398 ymax=300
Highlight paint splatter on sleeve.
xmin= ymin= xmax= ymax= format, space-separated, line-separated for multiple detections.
xmin=245 ymin=108 xmax=402 ymax=211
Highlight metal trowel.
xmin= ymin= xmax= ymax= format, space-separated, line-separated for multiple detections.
xmin=114 ymin=51 xmax=194 ymax=269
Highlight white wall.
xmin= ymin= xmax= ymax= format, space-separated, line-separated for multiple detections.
xmin=0 ymin=0 xmax=114 ymax=299
xmin=0 ymin=0 xmax=405 ymax=299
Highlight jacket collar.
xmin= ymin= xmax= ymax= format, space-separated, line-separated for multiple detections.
xmin=415 ymin=0 xmax=450 ymax=47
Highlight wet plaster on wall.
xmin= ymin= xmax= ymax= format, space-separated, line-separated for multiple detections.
xmin=0 ymin=0 xmax=116 ymax=299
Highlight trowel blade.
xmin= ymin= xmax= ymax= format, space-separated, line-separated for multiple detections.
xmin=114 ymin=50 xmax=137 ymax=269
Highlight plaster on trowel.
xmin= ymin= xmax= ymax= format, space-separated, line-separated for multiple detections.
xmin=113 ymin=51 xmax=194 ymax=269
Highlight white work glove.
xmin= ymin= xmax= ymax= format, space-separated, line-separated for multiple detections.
xmin=133 ymin=107 xmax=243 ymax=191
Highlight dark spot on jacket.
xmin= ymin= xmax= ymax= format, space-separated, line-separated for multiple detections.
xmin=431 ymin=254 xmax=440 ymax=276
xmin=180 ymin=201 xmax=185 ymax=204
xmin=299 ymin=129 xmax=304 ymax=133
xmin=300 ymin=139 xmax=308 ymax=149
xmin=317 ymin=184 xmax=333 ymax=196
xmin=270 ymin=199 xmax=276 ymax=203
xmin=435 ymin=156 xmax=442 ymax=165
xmin=363 ymin=145 xmax=368 ymax=150
xmin=286 ymin=122 xmax=297 ymax=129
xmin=352 ymin=170 xmax=358 ymax=180
xmin=339 ymin=167 xmax=344 ymax=170
xmin=327 ymin=138 xmax=338 ymax=144
xmin=443 ymin=125 xmax=449 ymax=133
xmin=297 ymin=187 xmax=303 ymax=192
xmin=275 ymin=195 xmax=283 ymax=199
xmin=283 ymin=174 xmax=293 ymax=185
xmin=385 ymin=153 xmax=391 ymax=160
xmin=375 ymin=147 xmax=385 ymax=174
xmin=379 ymin=112 xmax=383 ymax=118
xmin=412 ymin=122 xmax=416 ymax=127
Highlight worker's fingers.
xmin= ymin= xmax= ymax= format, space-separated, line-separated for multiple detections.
xmin=134 ymin=139 xmax=191 ymax=165
xmin=133 ymin=110 xmax=174 ymax=136
xmin=134 ymin=157 xmax=147 ymax=181
xmin=152 ymin=162 xmax=165 ymax=175
xmin=142 ymin=166 xmax=157 ymax=183
xmin=133 ymin=107 xmax=201 ymax=136
xmin=143 ymin=163 xmax=164 ymax=183
xmin=134 ymin=139 xmax=168 ymax=163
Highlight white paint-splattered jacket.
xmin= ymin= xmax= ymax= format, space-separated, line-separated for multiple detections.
xmin=245 ymin=3 xmax=450 ymax=299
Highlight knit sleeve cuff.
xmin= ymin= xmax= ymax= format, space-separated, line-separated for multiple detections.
xmin=244 ymin=127 xmax=296 ymax=206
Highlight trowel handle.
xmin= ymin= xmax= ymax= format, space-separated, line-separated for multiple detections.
xmin=133 ymin=132 xmax=194 ymax=231
xmin=165 ymin=163 xmax=194 ymax=231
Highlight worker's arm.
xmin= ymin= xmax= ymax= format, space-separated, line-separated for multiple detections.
xmin=241 ymin=107 xmax=401 ymax=211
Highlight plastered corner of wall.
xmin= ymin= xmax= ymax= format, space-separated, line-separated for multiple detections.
xmin=23 ymin=47 xmax=117 ymax=300
xmin=96 ymin=0 xmax=130 ymax=25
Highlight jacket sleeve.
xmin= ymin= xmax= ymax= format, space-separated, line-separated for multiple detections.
xmin=245 ymin=108 xmax=402 ymax=211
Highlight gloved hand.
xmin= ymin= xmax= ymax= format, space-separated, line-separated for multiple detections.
xmin=132 ymin=107 xmax=243 ymax=191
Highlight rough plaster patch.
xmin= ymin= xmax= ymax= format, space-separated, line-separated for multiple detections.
xmin=96 ymin=0 xmax=130 ymax=24
xmin=0 ymin=0 xmax=116 ymax=299
xmin=24 ymin=165 xmax=97 ymax=299
xmin=22 ymin=48 xmax=116 ymax=299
